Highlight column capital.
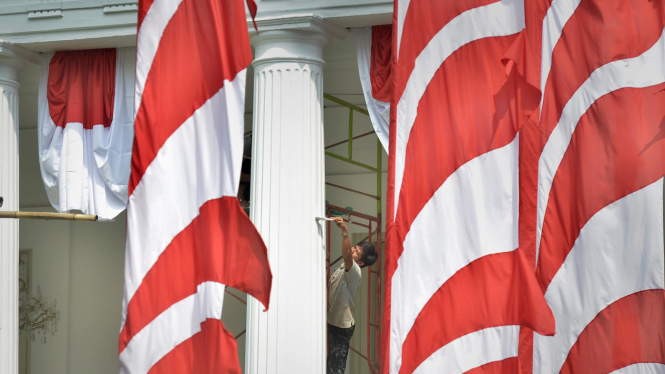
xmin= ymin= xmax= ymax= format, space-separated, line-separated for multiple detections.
xmin=249 ymin=14 xmax=348 ymax=69
xmin=0 ymin=41 xmax=40 ymax=89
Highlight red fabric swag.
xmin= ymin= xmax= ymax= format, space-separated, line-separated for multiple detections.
xmin=48 ymin=48 xmax=116 ymax=130
xmin=370 ymin=25 xmax=393 ymax=103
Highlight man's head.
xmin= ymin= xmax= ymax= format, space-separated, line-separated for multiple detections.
xmin=351 ymin=241 xmax=378 ymax=268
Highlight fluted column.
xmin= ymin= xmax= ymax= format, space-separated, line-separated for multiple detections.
xmin=0 ymin=49 xmax=23 ymax=374
xmin=245 ymin=28 xmax=330 ymax=374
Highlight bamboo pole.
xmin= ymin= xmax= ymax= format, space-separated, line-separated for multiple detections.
xmin=0 ymin=211 xmax=98 ymax=222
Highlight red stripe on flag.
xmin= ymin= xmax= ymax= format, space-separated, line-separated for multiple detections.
xmin=395 ymin=35 xmax=520 ymax=242
xmin=537 ymin=83 xmax=665 ymax=290
xmin=147 ymin=319 xmax=241 ymax=374
xmin=465 ymin=357 xmax=520 ymax=374
xmin=130 ymin=0 xmax=251 ymax=195
xmin=398 ymin=250 xmax=554 ymax=374
xmin=540 ymin=0 xmax=665 ymax=141
xmin=396 ymin=0 xmax=500 ymax=98
xmin=119 ymin=197 xmax=271 ymax=354
xmin=560 ymin=290 xmax=665 ymax=374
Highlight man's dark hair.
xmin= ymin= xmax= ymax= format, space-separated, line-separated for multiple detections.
xmin=357 ymin=241 xmax=378 ymax=268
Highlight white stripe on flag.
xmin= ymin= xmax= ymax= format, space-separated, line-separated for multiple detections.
xmin=539 ymin=0 xmax=582 ymax=116
xmin=390 ymin=135 xmax=519 ymax=374
xmin=119 ymin=282 xmax=226 ymax=374
xmin=121 ymin=70 xmax=246 ymax=329
xmin=396 ymin=0 xmax=411 ymax=55
xmin=413 ymin=326 xmax=520 ymax=374
xmin=534 ymin=179 xmax=665 ymax=374
xmin=535 ymin=27 xmax=665 ymax=260
xmin=610 ymin=364 xmax=665 ymax=374
xmin=134 ymin=0 xmax=185 ymax=118
xmin=393 ymin=0 xmax=525 ymax=219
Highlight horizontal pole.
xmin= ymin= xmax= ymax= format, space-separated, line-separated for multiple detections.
xmin=359 ymin=229 xmax=381 ymax=245
xmin=349 ymin=221 xmax=371 ymax=229
xmin=331 ymin=255 xmax=343 ymax=268
xmin=325 ymin=182 xmax=380 ymax=200
xmin=0 ymin=211 xmax=98 ymax=222
xmin=328 ymin=204 xmax=380 ymax=222
xmin=325 ymin=152 xmax=378 ymax=172
xmin=325 ymin=131 xmax=376 ymax=150
xmin=349 ymin=345 xmax=368 ymax=361
xmin=235 ymin=330 xmax=246 ymax=340
xmin=225 ymin=288 xmax=247 ymax=305
xmin=324 ymin=93 xmax=370 ymax=116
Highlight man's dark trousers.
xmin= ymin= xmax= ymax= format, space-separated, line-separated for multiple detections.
xmin=327 ymin=323 xmax=355 ymax=374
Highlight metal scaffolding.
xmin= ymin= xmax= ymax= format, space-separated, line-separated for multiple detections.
xmin=221 ymin=93 xmax=384 ymax=373
xmin=324 ymin=93 xmax=383 ymax=374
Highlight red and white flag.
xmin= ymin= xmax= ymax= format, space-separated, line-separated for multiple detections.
xmin=118 ymin=0 xmax=271 ymax=373
xmin=383 ymin=1 xmax=554 ymax=373
xmin=352 ymin=25 xmax=392 ymax=153
xmin=37 ymin=48 xmax=134 ymax=220
xmin=514 ymin=0 xmax=665 ymax=372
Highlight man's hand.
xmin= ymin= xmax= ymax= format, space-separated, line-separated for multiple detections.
xmin=333 ymin=217 xmax=348 ymax=232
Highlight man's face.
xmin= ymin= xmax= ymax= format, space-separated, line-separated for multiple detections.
xmin=352 ymin=245 xmax=365 ymax=267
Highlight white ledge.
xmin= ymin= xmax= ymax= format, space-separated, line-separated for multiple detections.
xmin=27 ymin=10 xmax=62 ymax=20
xmin=103 ymin=4 xmax=138 ymax=14
xmin=248 ymin=14 xmax=349 ymax=41
xmin=0 ymin=41 xmax=40 ymax=65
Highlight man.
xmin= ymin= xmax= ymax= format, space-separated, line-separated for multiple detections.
xmin=327 ymin=216 xmax=379 ymax=374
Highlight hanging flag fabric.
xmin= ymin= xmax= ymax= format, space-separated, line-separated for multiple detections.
xmin=37 ymin=48 xmax=134 ymax=220
xmin=510 ymin=0 xmax=665 ymax=372
xmin=382 ymin=1 xmax=554 ymax=373
xmin=118 ymin=0 xmax=272 ymax=372
xmin=352 ymin=25 xmax=392 ymax=153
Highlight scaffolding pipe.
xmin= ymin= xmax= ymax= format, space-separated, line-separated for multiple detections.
xmin=326 ymin=182 xmax=379 ymax=200
xmin=225 ymin=288 xmax=247 ymax=306
xmin=235 ymin=330 xmax=246 ymax=339
xmin=323 ymin=93 xmax=370 ymax=116
xmin=348 ymin=109 xmax=354 ymax=159
xmin=328 ymin=204 xmax=379 ymax=223
xmin=325 ymin=151 xmax=378 ymax=172
xmin=367 ymin=222 xmax=375 ymax=374
xmin=325 ymin=131 xmax=375 ymax=150
xmin=349 ymin=345 xmax=368 ymax=361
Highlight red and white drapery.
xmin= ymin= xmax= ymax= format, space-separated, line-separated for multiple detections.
xmin=37 ymin=48 xmax=133 ymax=220
xmin=352 ymin=26 xmax=392 ymax=153
xmin=514 ymin=0 xmax=665 ymax=372
xmin=119 ymin=0 xmax=270 ymax=372
xmin=383 ymin=0 xmax=665 ymax=373
xmin=383 ymin=1 xmax=554 ymax=373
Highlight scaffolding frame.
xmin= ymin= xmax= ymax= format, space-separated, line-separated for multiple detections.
xmin=324 ymin=93 xmax=382 ymax=374
xmin=226 ymin=94 xmax=383 ymax=372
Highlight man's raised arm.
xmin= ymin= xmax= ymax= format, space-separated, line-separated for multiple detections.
xmin=333 ymin=217 xmax=353 ymax=271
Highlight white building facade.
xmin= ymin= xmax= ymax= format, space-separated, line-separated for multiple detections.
xmin=0 ymin=1 xmax=391 ymax=373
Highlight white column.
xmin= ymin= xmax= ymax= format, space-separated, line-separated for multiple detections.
xmin=245 ymin=23 xmax=343 ymax=374
xmin=0 ymin=47 xmax=23 ymax=374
